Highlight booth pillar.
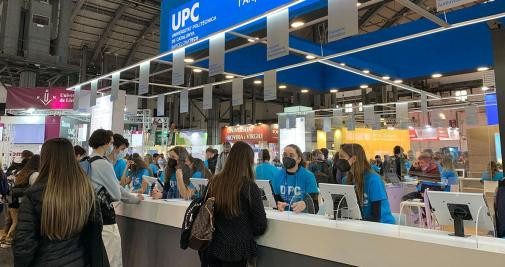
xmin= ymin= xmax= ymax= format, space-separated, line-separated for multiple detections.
xmin=491 ymin=26 xmax=505 ymax=164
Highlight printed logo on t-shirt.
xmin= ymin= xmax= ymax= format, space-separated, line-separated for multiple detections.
xmin=363 ymin=193 xmax=369 ymax=206
xmin=280 ymin=185 xmax=302 ymax=197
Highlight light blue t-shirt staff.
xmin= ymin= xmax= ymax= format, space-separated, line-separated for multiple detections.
xmin=361 ymin=171 xmax=396 ymax=224
xmin=256 ymin=162 xmax=280 ymax=183
xmin=114 ymin=159 xmax=127 ymax=181
xmin=482 ymin=171 xmax=504 ymax=181
xmin=149 ymin=163 xmax=159 ymax=177
xmin=128 ymin=168 xmax=150 ymax=194
xmin=273 ymin=167 xmax=318 ymax=211
xmin=160 ymin=170 xmax=196 ymax=199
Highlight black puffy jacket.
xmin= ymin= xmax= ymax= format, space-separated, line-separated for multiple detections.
xmin=496 ymin=180 xmax=505 ymax=238
xmin=13 ymin=182 xmax=109 ymax=267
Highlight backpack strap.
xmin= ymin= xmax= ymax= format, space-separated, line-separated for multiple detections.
xmin=88 ymin=156 xmax=104 ymax=164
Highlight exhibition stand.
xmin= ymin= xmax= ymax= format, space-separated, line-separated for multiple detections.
xmin=115 ymin=197 xmax=505 ymax=267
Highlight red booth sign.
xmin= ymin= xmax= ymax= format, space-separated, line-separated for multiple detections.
xmin=6 ymin=87 xmax=75 ymax=110
xmin=221 ymin=124 xmax=279 ymax=144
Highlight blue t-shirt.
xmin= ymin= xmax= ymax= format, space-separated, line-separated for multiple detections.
xmin=192 ymin=171 xmax=203 ymax=178
xmin=441 ymin=169 xmax=458 ymax=191
xmin=371 ymin=164 xmax=381 ymax=173
xmin=160 ymin=171 xmax=196 ymax=199
xmin=272 ymin=167 xmax=318 ymax=206
xmin=149 ymin=163 xmax=159 ymax=177
xmin=482 ymin=171 xmax=504 ymax=181
xmin=204 ymin=160 xmax=209 ymax=168
xmin=128 ymin=168 xmax=150 ymax=193
xmin=113 ymin=159 xmax=127 ymax=181
xmin=256 ymin=163 xmax=280 ymax=183
xmin=362 ymin=171 xmax=396 ymax=224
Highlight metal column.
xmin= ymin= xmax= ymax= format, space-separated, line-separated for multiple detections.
xmin=252 ymin=86 xmax=256 ymax=124
xmin=491 ymin=27 xmax=505 ymax=164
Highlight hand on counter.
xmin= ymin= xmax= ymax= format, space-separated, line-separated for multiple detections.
xmin=291 ymin=201 xmax=306 ymax=213
xmin=151 ymin=188 xmax=163 ymax=199
xmin=277 ymin=202 xmax=288 ymax=212
xmin=137 ymin=193 xmax=144 ymax=201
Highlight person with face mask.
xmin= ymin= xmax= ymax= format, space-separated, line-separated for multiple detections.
xmin=272 ymin=144 xmax=319 ymax=214
xmin=151 ymin=146 xmax=196 ymax=200
xmin=216 ymin=142 xmax=232 ymax=174
xmin=86 ymin=129 xmax=143 ymax=267
xmin=107 ymin=133 xmax=130 ymax=181
xmin=157 ymin=153 xmax=167 ymax=177
xmin=338 ymin=144 xmax=395 ymax=224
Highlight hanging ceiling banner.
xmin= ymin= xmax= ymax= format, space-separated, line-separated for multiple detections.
xmin=483 ymin=70 xmax=496 ymax=88
xmin=203 ymin=84 xmax=213 ymax=110
xmin=346 ymin=113 xmax=356 ymax=131
xmin=328 ymin=0 xmax=358 ymax=42
xmin=209 ymin=33 xmax=225 ymax=77
xmin=364 ymin=106 xmax=375 ymax=127
xmin=306 ymin=111 xmax=316 ymax=132
xmin=173 ymin=48 xmax=185 ymax=86
xmin=436 ymin=0 xmax=475 ymax=12
xmin=111 ymin=72 xmax=120 ymax=102
xmin=267 ymin=9 xmax=289 ymax=61
xmin=465 ymin=105 xmax=479 ymax=126
xmin=421 ymin=93 xmax=428 ymax=113
xmin=157 ymin=94 xmax=165 ymax=116
xmin=232 ymin=78 xmax=243 ymax=106
xmin=163 ymin=0 xmax=297 ymax=51
xmin=90 ymin=80 xmax=98 ymax=107
xmin=323 ymin=117 xmax=331 ymax=132
xmin=264 ymin=70 xmax=277 ymax=101
xmin=139 ymin=62 xmax=150 ymax=95
xmin=73 ymin=86 xmax=81 ymax=111
xmin=332 ymin=108 xmax=343 ymax=127
xmin=180 ymin=89 xmax=189 ymax=113
xmin=279 ymin=114 xmax=287 ymax=129
xmin=396 ymin=102 xmax=409 ymax=128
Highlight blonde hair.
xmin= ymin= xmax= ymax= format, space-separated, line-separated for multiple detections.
xmin=38 ymin=138 xmax=95 ymax=240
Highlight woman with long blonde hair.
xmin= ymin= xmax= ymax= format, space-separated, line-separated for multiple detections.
xmin=337 ymin=144 xmax=395 ymax=224
xmin=13 ymin=138 xmax=108 ymax=267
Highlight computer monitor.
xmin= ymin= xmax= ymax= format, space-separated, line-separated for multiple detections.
xmin=255 ymin=180 xmax=277 ymax=209
xmin=427 ymin=191 xmax=495 ymax=237
xmin=319 ymin=183 xmax=362 ymax=220
xmin=190 ymin=178 xmax=209 ymax=194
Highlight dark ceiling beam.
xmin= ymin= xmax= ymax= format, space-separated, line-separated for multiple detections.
xmin=124 ymin=15 xmax=160 ymax=67
xmin=70 ymin=0 xmax=87 ymax=23
xmin=382 ymin=0 xmax=423 ymax=29
xmin=359 ymin=1 xmax=389 ymax=27
xmin=91 ymin=4 xmax=129 ymax=63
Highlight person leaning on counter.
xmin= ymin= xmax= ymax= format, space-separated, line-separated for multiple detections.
xmin=273 ymin=144 xmax=319 ymax=213
xmin=337 ymin=143 xmax=395 ymax=224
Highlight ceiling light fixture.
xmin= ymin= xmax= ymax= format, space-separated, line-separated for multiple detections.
xmin=362 ymin=69 xmax=370 ymax=74
xmin=184 ymin=58 xmax=194 ymax=63
xmin=382 ymin=76 xmax=391 ymax=80
xmin=225 ymin=75 xmax=235 ymax=79
xmin=305 ymin=55 xmax=316 ymax=60
xmin=394 ymin=79 xmax=403 ymax=84
xmin=193 ymin=69 xmax=203 ymax=73
xmin=432 ymin=73 xmax=443 ymax=78
xmin=301 ymin=89 xmax=309 ymax=93
xmin=360 ymin=84 xmax=369 ymax=89
xmin=279 ymin=85 xmax=287 ymax=89
xmin=254 ymin=80 xmax=262 ymax=84
xmin=477 ymin=66 xmax=490 ymax=72
xmin=330 ymin=89 xmax=338 ymax=93
xmin=291 ymin=21 xmax=305 ymax=28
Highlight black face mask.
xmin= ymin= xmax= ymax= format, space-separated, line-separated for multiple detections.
xmin=336 ymin=159 xmax=351 ymax=172
xmin=168 ymin=158 xmax=177 ymax=168
xmin=283 ymin=157 xmax=297 ymax=170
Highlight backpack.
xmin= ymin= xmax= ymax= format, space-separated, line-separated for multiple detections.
xmin=80 ymin=156 xmax=117 ymax=225
xmin=0 ymin=172 xmax=8 ymax=196
xmin=180 ymin=184 xmax=215 ymax=251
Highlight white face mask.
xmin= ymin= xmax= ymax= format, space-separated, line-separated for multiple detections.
xmin=117 ymin=151 xmax=127 ymax=159
xmin=106 ymin=145 xmax=114 ymax=155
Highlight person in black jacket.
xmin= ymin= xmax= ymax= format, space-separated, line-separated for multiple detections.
xmin=0 ymin=155 xmax=40 ymax=248
xmin=13 ymin=138 xmax=109 ymax=267
xmin=496 ymin=179 xmax=505 ymax=238
xmin=205 ymin=141 xmax=268 ymax=267
xmin=6 ymin=150 xmax=34 ymax=177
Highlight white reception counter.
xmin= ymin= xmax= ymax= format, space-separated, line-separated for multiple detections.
xmin=115 ymin=197 xmax=505 ymax=267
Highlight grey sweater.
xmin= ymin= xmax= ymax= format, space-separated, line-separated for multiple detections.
xmin=89 ymin=152 xmax=140 ymax=204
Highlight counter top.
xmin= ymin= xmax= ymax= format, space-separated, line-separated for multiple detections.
xmin=115 ymin=197 xmax=505 ymax=267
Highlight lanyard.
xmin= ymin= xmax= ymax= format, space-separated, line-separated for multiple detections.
xmin=283 ymin=169 xmax=299 ymax=202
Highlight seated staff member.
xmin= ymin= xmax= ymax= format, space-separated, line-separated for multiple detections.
xmin=108 ymin=133 xmax=130 ymax=180
xmin=145 ymin=154 xmax=159 ymax=178
xmin=255 ymin=149 xmax=280 ymax=183
xmin=186 ymin=156 xmax=212 ymax=179
xmin=273 ymin=144 xmax=319 ymax=214
xmin=440 ymin=155 xmax=458 ymax=191
xmin=151 ymin=146 xmax=195 ymax=200
xmin=482 ymin=161 xmax=504 ymax=181
xmin=338 ymin=144 xmax=395 ymax=224
xmin=121 ymin=153 xmax=151 ymax=194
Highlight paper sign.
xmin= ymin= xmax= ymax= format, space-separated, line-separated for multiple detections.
xmin=346 ymin=113 xmax=356 ymax=131
xmin=157 ymin=94 xmax=165 ymax=116
xmin=203 ymin=84 xmax=213 ymax=110
xmin=111 ymin=72 xmax=120 ymax=101
xmin=139 ymin=62 xmax=150 ymax=95
xmin=180 ymin=89 xmax=188 ymax=113
xmin=328 ymin=0 xmax=358 ymax=42
xmin=90 ymin=80 xmax=98 ymax=107
xmin=232 ymin=78 xmax=243 ymax=106
xmin=264 ymin=70 xmax=277 ymax=101
xmin=267 ymin=9 xmax=289 ymax=61
xmin=173 ymin=48 xmax=185 ymax=86
xmin=209 ymin=33 xmax=225 ymax=77
xmin=436 ymin=0 xmax=475 ymax=12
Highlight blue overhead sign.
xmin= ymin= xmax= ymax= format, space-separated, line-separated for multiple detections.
xmin=161 ymin=0 xmax=297 ymax=52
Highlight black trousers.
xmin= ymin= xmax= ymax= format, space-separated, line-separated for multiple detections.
xmin=200 ymin=250 xmax=247 ymax=267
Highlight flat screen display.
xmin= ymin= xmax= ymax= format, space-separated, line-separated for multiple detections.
xmin=13 ymin=124 xmax=45 ymax=144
